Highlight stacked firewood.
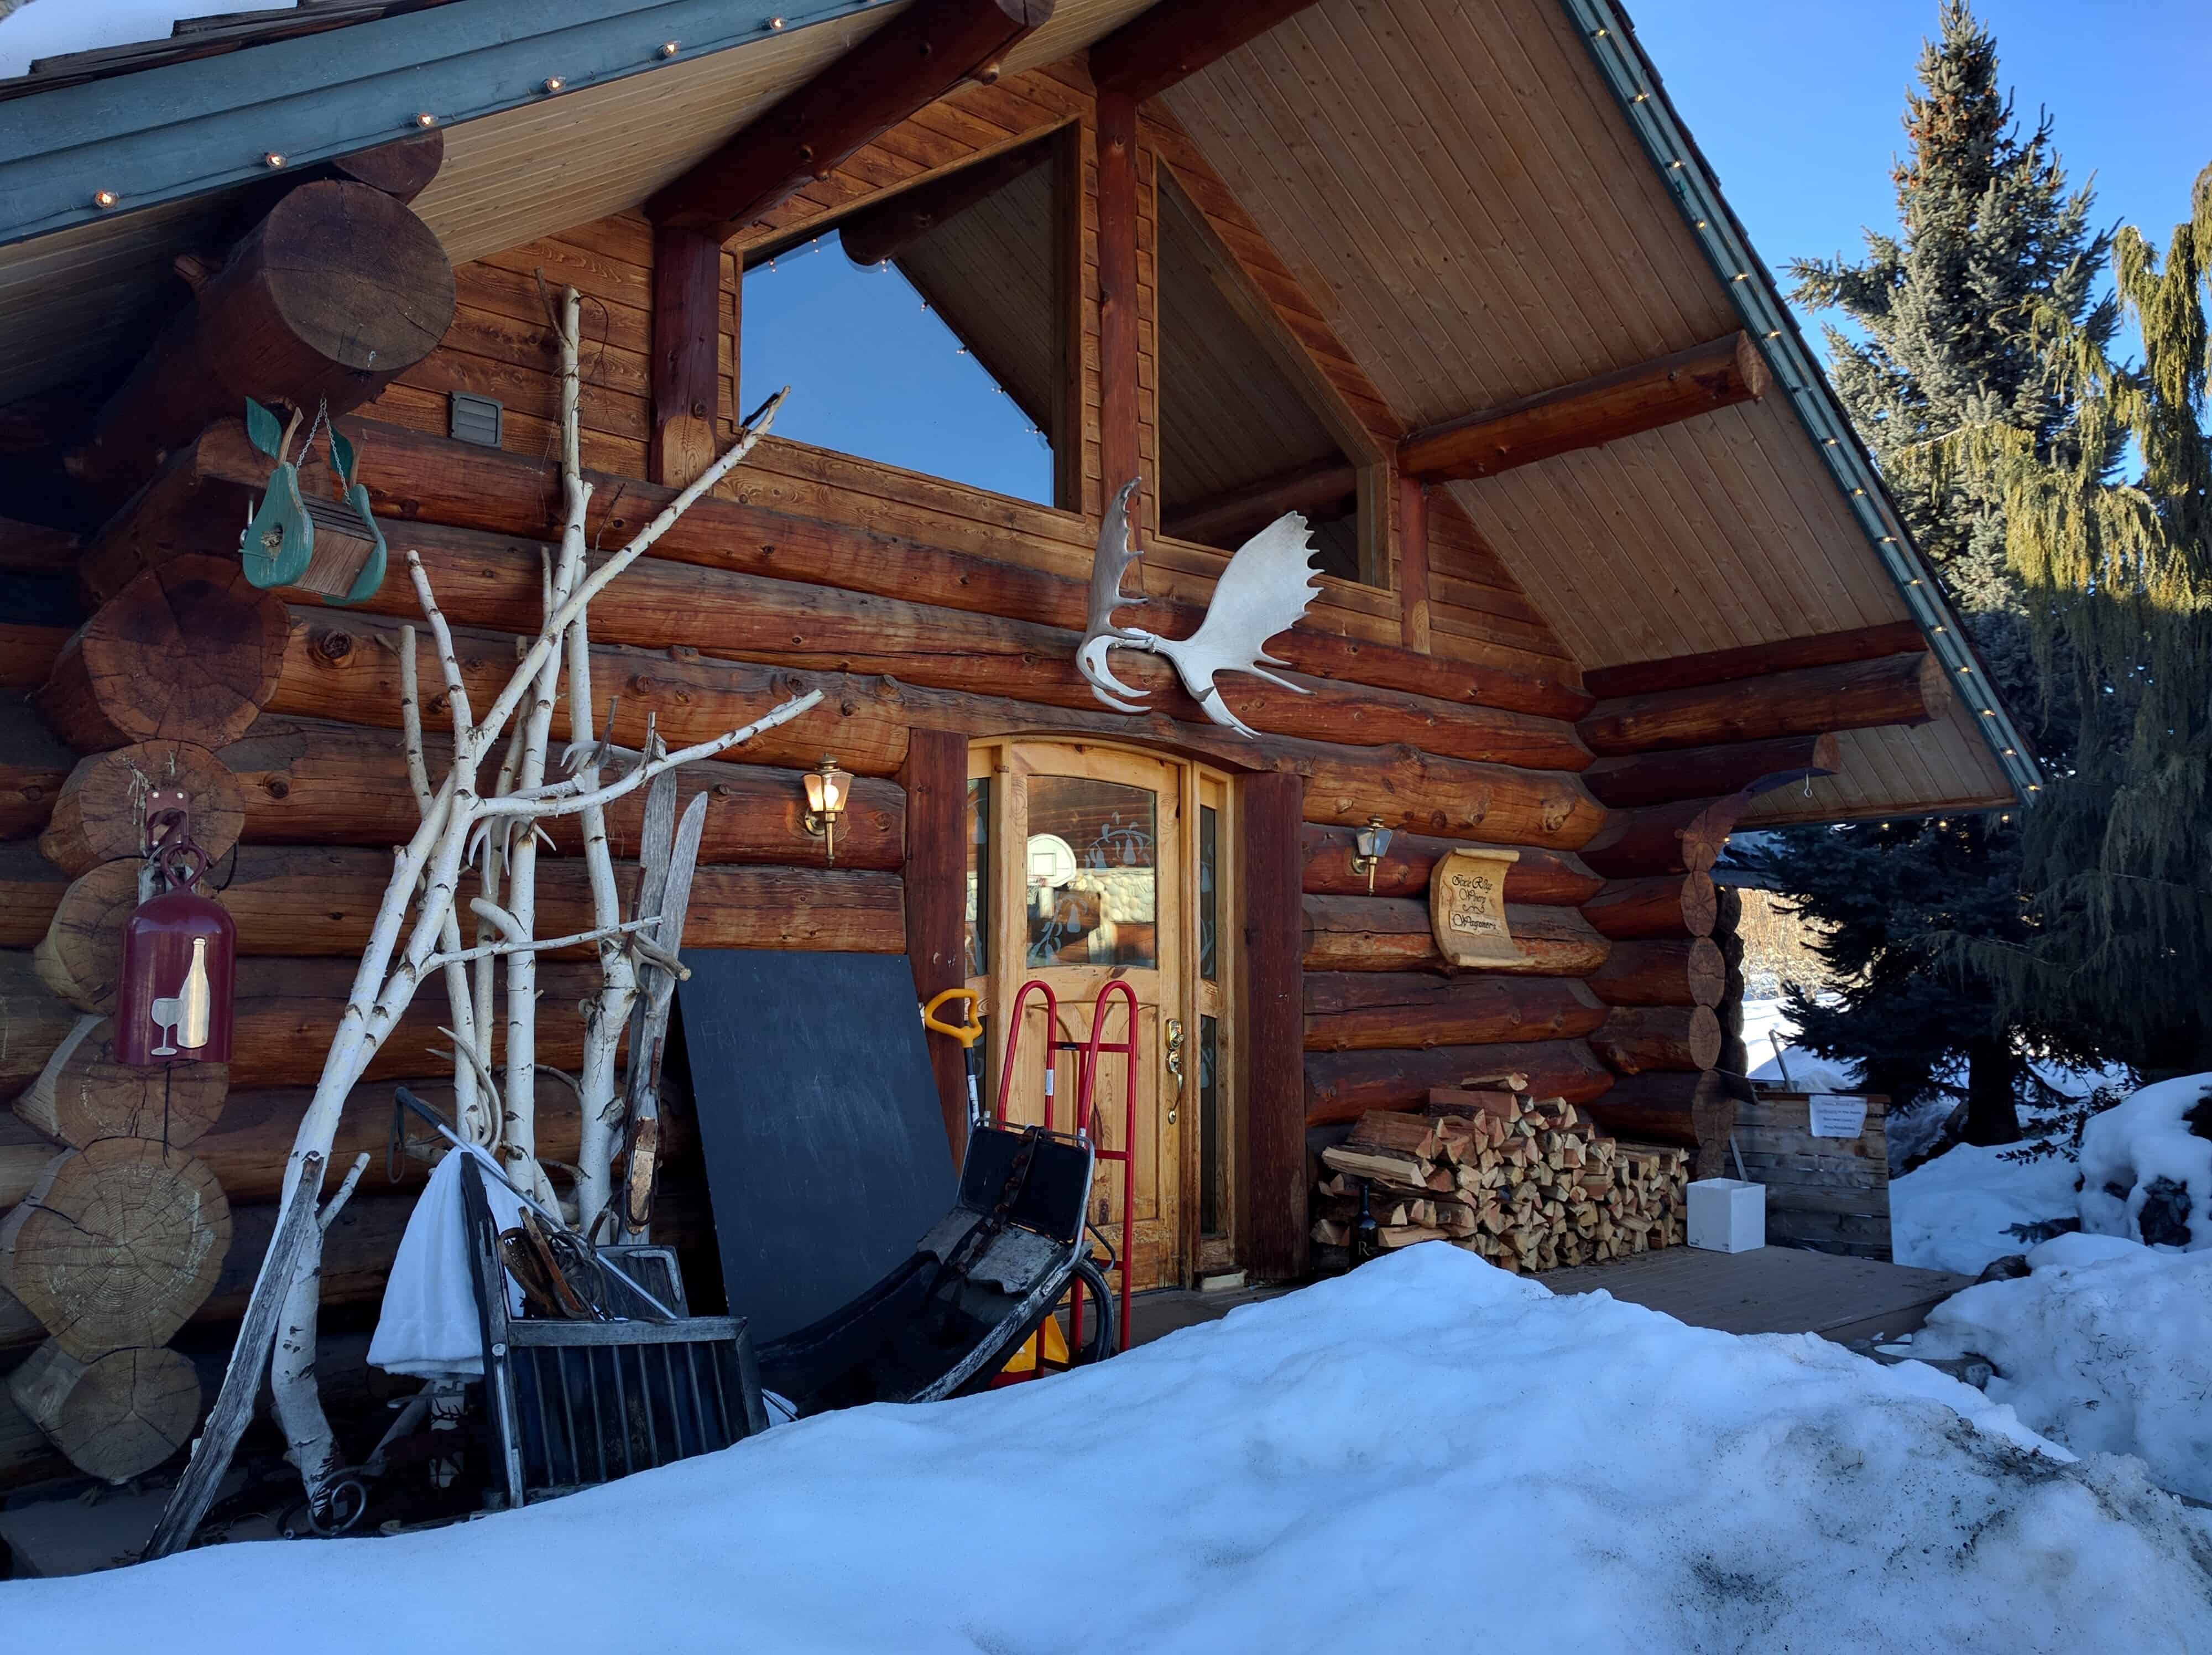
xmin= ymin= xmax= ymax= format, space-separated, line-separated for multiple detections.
xmin=1311 ymin=1082 xmax=1688 ymax=1272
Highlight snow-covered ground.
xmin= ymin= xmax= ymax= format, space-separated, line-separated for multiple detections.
xmin=2078 ymin=1075 xmax=2212 ymax=1251
xmin=1890 ymin=1143 xmax=2081 ymax=1274
xmin=7 ymin=1247 xmax=2209 ymax=1652
xmin=1906 ymin=1233 xmax=2212 ymax=1504
xmin=0 ymin=1 xmax=290 ymax=79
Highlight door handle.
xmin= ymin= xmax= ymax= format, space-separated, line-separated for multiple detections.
xmin=1164 ymin=1018 xmax=1183 ymax=1123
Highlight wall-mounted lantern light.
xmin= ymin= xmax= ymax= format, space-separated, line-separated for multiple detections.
xmin=1350 ymin=816 xmax=1394 ymax=893
xmin=801 ymin=755 xmax=854 ymax=865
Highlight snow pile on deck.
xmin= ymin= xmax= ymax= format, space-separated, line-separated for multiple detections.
xmin=1907 ymin=1232 xmax=2212 ymax=1504
xmin=1891 ymin=1141 xmax=2082 ymax=1274
xmin=9 ymin=1246 xmax=2209 ymax=1651
xmin=2078 ymin=1074 xmax=2212 ymax=1250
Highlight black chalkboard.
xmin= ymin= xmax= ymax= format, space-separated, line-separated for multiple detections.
xmin=675 ymin=950 xmax=957 ymax=1345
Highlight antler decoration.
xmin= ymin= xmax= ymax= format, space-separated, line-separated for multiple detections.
xmin=1076 ymin=477 xmax=1322 ymax=738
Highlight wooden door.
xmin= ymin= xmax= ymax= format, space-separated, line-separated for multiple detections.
xmin=967 ymin=742 xmax=1186 ymax=1291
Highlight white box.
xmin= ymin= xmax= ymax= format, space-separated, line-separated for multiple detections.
xmin=1687 ymin=1179 xmax=1766 ymax=1253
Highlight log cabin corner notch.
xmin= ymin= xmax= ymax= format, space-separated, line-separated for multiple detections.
xmin=0 ymin=0 xmax=2039 ymax=1489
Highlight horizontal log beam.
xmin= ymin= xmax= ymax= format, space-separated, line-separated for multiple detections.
xmin=1399 ymin=333 xmax=1771 ymax=482
xmin=1589 ymin=1006 xmax=1722 ymax=1075
xmin=0 ymin=706 xmax=74 ymax=843
xmin=1305 ymin=1040 xmax=1613 ymax=1126
xmin=242 ymin=518 xmax=1588 ymax=772
xmin=171 ymin=416 xmax=1589 ymax=720
xmin=1588 ymin=938 xmax=1726 ymax=1009
xmin=272 ymin=612 xmax=1606 ymax=849
xmin=1162 ymin=458 xmax=1357 ymax=548
xmin=646 ymin=0 xmax=1053 ymax=239
xmin=838 ymin=135 xmax=1055 ymax=266
xmin=1582 ymin=620 xmax=1927 ymax=701
xmin=1578 ymin=794 xmax=1751 ymax=879
xmin=1583 ymin=1070 xmax=1746 ymax=1177
xmin=30 ymin=849 xmax=905 ymax=1013
xmin=1582 ymin=731 xmax=1839 ymax=810
xmin=1580 ymin=873 xmax=1718 ymax=941
xmin=1302 ymin=895 xmax=1610 ymax=976
xmin=1298 ymin=824 xmax=1600 ymax=904
xmin=0 ymin=623 xmax=68 ymax=692
xmin=1091 ymin=0 xmax=1320 ymax=104
xmin=1302 ymin=974 xmax=1606 ymax=1052
xmin=1579 ymin=653 xmax=1948 ymax=756
xmin=216 ymin=716 xmax=905 ymax=870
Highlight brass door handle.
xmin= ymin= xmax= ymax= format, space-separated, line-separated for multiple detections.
xmin=1164 ymin=1018 xmax=1183 ymax=1123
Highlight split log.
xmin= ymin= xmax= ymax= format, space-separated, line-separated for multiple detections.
xmin=17 ymin=1016 xmax=230 ymax=1147
xmin=34 ymin=558 xmax=286 ymax=753
xmin=1302 ymin=975 xmax=1608 ymax=1052
xmin=0 ymin=1140 xmax=231 ymax=1359
xmin=7 ymin=1339 xmax=199 ymax=1484
xmin=269 ymin=611 xmax=1605 ymax=849
xmin=1578 ymin=794 xmax=1750 ymax=879
xmin=28 ymin=850 xmax=904 ymax=1012
xmin=1302 ymin=896 xmax=1610 ymax=976
xmin=0 ymin=702 xmax=76 ymax=840
xmin=39 ymin=740 xmax=244 ymax=876
xmin=216 ymin=716 xmax=905 ymax=869
xmin=67 ymin=181 xmax=455 ymax=501
xmin=1582 ymin=620 xmax=1928 ymax=699
xmin=114 ymin=517 xmax=1598 ymax=772
xmin=1297 ymin=824 xmax=1601 ymax=904
xmin=1 ymin=622 xmax=69 ymax=690
xmin=1589 ymin=1006 xmax=1723 ymax=1075
xmin=1582 ymin=873 xmax=1718 ymax=941
xmin=1582 ymin=732 xmax=1840 ymax=809
xmin=1305 ymin=1041 xmax=1613 ymax=1126
xmin=1579 ymin=653 xmax=1949 ymax=755
xmin=186 ymin=415 xmax=1592 ymax=720
xmin=1 ymin=949 xmax=80 ymax=1105
xmin=1588 ymin=939 xmax=1726 ymax=1009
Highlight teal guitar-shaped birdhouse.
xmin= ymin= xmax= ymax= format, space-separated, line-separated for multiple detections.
xmin=238 ymin=398 xmax=387 ymax=605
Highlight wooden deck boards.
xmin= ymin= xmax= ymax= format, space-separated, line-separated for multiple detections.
xmin=1124 ymin=1245 xmax=1973 ymax=1350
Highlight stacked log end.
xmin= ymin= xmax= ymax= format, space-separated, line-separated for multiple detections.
xmin=1311 ymin=1086 xmax=1688 ymax=1273
xmin=0 ymin=578 xmax=257 ymax=1490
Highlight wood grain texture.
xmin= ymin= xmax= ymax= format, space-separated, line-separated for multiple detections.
xmin=1304 ymin=1039 xmax=1612 ymax=1125
xmin=39 ymin=741 xmax=243 ymax=876
xmin=1582 ymin=732 xmax=1839 ymax=810
xmin=1588 ymin=938 xmax=1726 ymax=1009
xmin=1580 ymin=873 xmax=1718 ymax=941
xmin=0 ymin=1139 xmax=231 ymax=1360
xmin=1578 ymin=794 xmax=1751 ymax=880
xmin=0 ymin=703 xmax=76 ymax=843
xmin=1589 ymin=1006 xmax=1723 ymax=1075
xmin=1302 ymin=973 xmax=1606 ymax=1051
xmin=35 ymin=558 xmax=286 ymax=753
xmin=902 ymin=728 xmax=971 ymax=1156
xmin=1579 ymin=654 xmax=1950 ymax=756
xmin=1581 ymin=621 xmax=1928 ymax=700
xmin=17 ymin=1016 xmax=230 ymax=1148
xmin=1095 ymin=84 xmax=1142 ymax=516
xmin=7 ymin=1339 xmax=200 ymax=1484
xmin=1297 ymin=823 xmax=1599 ymax=903
xmin=649 ymin=222 xmax=723 ymax=488
xmin=1239 ymin=770 xmax=1305 ymax=1282
xmin=1301 ymin=895 xmax=1609 ymax=976
xmin=1092 ymin=0 xmax=1323 ymax=102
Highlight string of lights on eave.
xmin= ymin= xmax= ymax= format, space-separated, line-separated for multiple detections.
xmin=1562 ymin=0 xmax=2045 ymax=809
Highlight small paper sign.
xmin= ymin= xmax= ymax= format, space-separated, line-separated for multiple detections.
xmin=1429 ymin=847 xmax=1523 ymax=967
xmin=1807 ymin=1094 xmax=1869 ymax=1139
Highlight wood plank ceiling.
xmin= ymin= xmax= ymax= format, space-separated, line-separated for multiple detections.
xmin=1160 ymin=0 xmax=2014 ymax=815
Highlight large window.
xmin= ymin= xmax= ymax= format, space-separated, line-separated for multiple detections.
xmin=739 ymin=136 xmax=1071 ymax=507
xmin=1154 ymin=175 xmax=1379 ymax=586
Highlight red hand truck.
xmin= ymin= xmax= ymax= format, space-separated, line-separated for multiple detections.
xmin=993 ymin=976 xmax=1138 ymax=1361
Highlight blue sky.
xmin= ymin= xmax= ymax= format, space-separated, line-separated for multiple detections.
xmin=740 ymin=1 xmax=2211 ymax=498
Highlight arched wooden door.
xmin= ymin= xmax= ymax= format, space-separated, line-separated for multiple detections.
xmin=965 ymin=741 xmax=1237 ymax=1292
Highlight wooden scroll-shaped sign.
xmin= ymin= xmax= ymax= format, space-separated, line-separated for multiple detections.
xmin=1430 ymin=846 xmax=1524 ymax=967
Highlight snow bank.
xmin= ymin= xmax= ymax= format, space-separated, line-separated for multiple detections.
xmin=7 ymin=1247 xmax=2209 ymax=1652
xmin=1910 ymin=1234 xmax=2212 ymax=1503
xmin=2078 ymin=1074 xmax=2212 ymax=1250
xmin=0 ymin=2 xmax=290 ymax=80
xmin=1891 ymin=1142 xmax=2082 ymax=1274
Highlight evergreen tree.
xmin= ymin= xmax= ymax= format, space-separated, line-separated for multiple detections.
xmin=1748 ymin=2 xmax=2115 ymax=1143
xmin=1956 ymin=164 xmax=2212 ymax=1074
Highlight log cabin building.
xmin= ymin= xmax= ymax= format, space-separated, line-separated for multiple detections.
xmin=0 ymin=0 xmax=2036 ymax=1491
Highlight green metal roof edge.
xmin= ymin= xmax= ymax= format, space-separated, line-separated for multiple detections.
xmin=0 ymin=0 xmax=885 ymax=250
xmin=1559 ymin=0 xmax=2042 ymax=808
